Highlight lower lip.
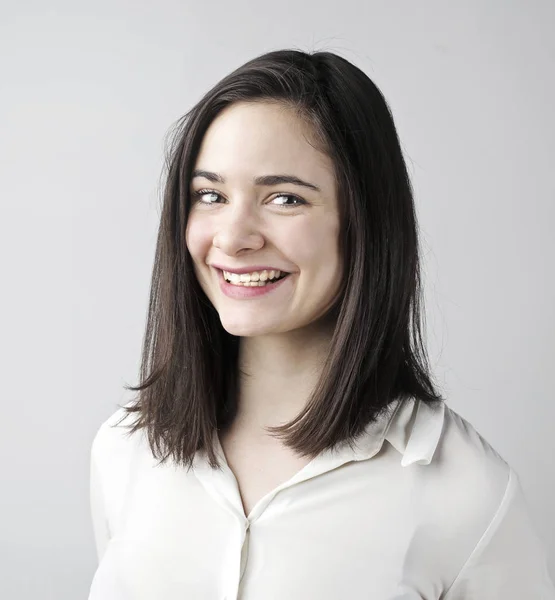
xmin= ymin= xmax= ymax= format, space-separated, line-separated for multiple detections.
xmin=216 ymin=269 xmax=292 ymax=299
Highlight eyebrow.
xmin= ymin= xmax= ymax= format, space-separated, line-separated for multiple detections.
xmin=191 ymin=170 xmax=321 ymax=192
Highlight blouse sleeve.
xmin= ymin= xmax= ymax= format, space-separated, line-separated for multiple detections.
xmin=443 ymin=468 xmax=555 ymax=599
xmin=89 ymin=428 xmax=111 ymax=564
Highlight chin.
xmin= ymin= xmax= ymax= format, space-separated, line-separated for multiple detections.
xmin=218 ymin=316 xmax=281 ymax=338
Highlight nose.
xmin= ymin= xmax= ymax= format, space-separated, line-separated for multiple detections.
xmin=212 ymin=201 xmax=265 ymax=255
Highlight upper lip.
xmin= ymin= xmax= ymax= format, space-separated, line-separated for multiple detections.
xmin=211 ymin=264 xmax=290 ymax=274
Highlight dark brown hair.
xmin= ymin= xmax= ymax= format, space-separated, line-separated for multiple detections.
xmin=115 ymin=48 xmax=444 ymax=470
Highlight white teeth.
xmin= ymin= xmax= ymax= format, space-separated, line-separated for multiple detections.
xmin=223 ymin=269 xmax=283 ymax=284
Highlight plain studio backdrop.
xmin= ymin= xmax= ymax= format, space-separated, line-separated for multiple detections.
xmin=0 ymin=0 xmax=553 ymax=598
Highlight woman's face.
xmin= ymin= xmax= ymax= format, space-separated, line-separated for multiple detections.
xmin=186 ymin=101 xmax=342 ymax=338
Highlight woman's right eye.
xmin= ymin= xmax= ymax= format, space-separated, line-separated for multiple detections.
xmin=191 ymin=189 xmax=222 ymax=205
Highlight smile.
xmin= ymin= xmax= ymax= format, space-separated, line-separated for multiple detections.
xmin=216 ymin=268 xmax=292 ymax=299
xmin=222 ymin=269 xmax=288 ymax=286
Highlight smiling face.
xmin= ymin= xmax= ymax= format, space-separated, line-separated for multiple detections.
xmin=185 ymin=101 xmax=343 ymax=338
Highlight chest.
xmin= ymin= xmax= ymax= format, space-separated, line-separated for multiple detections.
xmin=218 ymin=430 xmax=313 ymax=517
xmin=93 ymin=451 xmax=443 ymax=600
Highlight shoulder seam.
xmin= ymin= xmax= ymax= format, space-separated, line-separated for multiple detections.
xmin=442 ymin=464 xmax=515 ymax=598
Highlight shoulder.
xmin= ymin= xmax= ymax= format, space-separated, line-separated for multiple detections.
xmin=398 ymin=402 xmax=526 ymax=586
xmin=421 ymin=403 xmax=514 ymax=554
xmin=89 ymin=402 xmax=152 ymax=538
xmin=414 ymin=405 xmax=554 ymax=594
xmin=437 ymin=403 xmax=511 ymax=489
xmin=398 ymin=398 xmax=511 ymax=498
xmin=90 ymin=401 xmax=146 ymax=468
xmin=395 ymin=399 xmax=513 ymax=525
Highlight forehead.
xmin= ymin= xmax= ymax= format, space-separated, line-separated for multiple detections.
xmin=193 ymin=101 xmax=334 ymax=185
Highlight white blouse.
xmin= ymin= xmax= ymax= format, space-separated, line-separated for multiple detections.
xmin=88 ymin=397 xmax=555 ymax=599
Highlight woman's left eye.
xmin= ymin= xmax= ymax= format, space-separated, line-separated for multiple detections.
xmin=271 ymin=194 xmax=306 ymax=207
xmin=191 ymin=189 xmax=306 ymax=208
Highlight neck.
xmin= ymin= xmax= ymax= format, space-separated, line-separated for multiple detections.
xmin=230 ymin=317 xmax=335 ymax=438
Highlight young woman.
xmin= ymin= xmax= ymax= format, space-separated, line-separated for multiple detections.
xmin=88 ymin=49 xmax=554 ymax=599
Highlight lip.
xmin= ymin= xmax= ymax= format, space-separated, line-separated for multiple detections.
xmin=211 ymin=263 xmax=290 ymax=275
xmin=215 ymin=268 xmax=292 ymax=299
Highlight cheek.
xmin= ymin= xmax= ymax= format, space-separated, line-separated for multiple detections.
xmin=185 ymin=217 xmax=210 ymax=260
xmin=289 ymin=219 xmax=341 ymax=273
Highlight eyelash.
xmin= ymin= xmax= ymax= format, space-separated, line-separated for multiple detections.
xmin=191 ymin=188 xmax=307 ymax=209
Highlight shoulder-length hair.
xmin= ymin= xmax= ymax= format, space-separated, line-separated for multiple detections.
xmin=116 ymin=48 xmax=444 ymax=470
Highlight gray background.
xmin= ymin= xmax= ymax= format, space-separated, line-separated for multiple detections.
xmin=1 ymin=0 xmax=554 ymax=597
